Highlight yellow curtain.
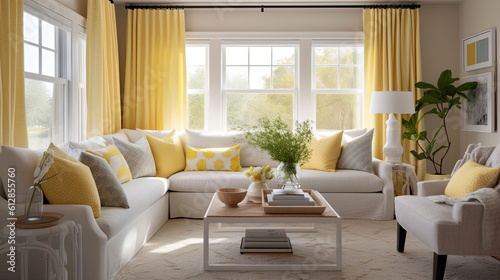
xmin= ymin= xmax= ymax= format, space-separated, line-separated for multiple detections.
xmin=0 ymin=0 xmax=28 ymax=148
xmin=123 ymin=9 xmax=186 ymax=131
xmin=86 ymin=0 xmax=121 ymax=138
xmin=363 ymin=8 xmax=426 ymax=181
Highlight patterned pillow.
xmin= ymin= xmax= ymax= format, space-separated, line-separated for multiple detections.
xmin=302 ymin=131 xmax=343 ymax=172
xmin=41 ymin=144 xmax=101 ymax=218
xmin=87 ymin=146 xmax=132 ymax=183
xmin=445 ymin=159 xmax=500 ymax=198
xmin=113 ymin=136 xmax=156 ymax=178
xmin=185 ymin=144 xmax=242 ymax=171
xmin=337 ymin=128 xmax=374 ymax=173
xmin=143 ymin=131 xmax=185 ymax=178
xmin=80 ymin=152 xmax=129 ymax=208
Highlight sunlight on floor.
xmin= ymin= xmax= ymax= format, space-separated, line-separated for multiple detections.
xmin=149 ymin=237 xmax=228 ymax=253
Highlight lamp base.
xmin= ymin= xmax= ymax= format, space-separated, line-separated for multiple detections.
xmin=384 ymin=113 xmax=403 ymax=164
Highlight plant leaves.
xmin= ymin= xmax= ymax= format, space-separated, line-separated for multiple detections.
xmin=432 ymin=145 xmax=447 ymax=156
xmin=456 ymin=81 xmax=478 ymax=92
xmin=415 ymin=82 xmax=437 ymax=90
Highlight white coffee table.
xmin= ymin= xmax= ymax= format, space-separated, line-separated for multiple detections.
xmin=203 ymin=191 xmax=342 ymax=271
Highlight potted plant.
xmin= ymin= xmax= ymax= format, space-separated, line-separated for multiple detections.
xmin=238 ymin=116 xmax=314 ymax=189
xmin=402 ymin=69 xmax=478 ymax=177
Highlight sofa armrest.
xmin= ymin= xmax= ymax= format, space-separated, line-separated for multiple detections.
xmin=417 ymin=179 xmax=450 ymax=197
xmin=372 ymin=158 xmax=394 ymax=194
xmin=452 ymin=201 xmax=484 ymax=222
xmin=0 ymin=197 xmax=108 ymax=280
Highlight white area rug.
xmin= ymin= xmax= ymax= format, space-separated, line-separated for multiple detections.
xmin=114 ymin=219 xmax=499 ymax=280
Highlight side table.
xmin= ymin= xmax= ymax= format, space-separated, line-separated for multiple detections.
xmin=392 ymin=163 xmax=419 ymax=195
xmin=0 ymin=220 xmax=82 ymax=280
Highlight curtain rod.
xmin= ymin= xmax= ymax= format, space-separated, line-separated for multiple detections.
xmin=124 ymin=4 xmax=421 ymax=11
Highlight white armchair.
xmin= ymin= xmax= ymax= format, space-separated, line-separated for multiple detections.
xmin=395 ymin=179 xmax=500 ymax=280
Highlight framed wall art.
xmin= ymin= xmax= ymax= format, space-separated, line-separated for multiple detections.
xmin=461 ymin=72 xmax=495 ymax=133
xmin=462 ymin=29 xmax=496 ymax=72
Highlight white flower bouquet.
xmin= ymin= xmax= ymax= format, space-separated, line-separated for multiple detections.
xmin=244 ymin=166 xmax=274 ymax=183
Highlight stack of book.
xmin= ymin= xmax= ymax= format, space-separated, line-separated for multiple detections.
xmin=240 ymin=229 xmax=293 ymax=254
xmin=266 ymin=189 xmax=316 ymax=206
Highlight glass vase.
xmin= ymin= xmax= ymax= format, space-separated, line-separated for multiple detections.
xmin=247 ymin=181 xmax=269 ymax=203
xmin=277 ymin=162 xmax=302 ymax=189
xmin=25 ymin=185 xmax=44 ymax=221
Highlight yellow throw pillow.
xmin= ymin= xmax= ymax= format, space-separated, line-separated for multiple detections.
xmin=144 ymin=131 xmax=186 ymax=178
xmin=41 ymin=144 xmax=101 ymax=218
xmin=185 ymin=144 xmax=241 ymax=171
xmin=301 ymin=131 xmax=343 ymax=172
xmin=87 ymin=146 xmax=132 ymax=183
xmin=445 ymin=159 xmax=500 ymax=198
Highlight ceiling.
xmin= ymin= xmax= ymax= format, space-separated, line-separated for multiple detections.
xmin=113 ymin=0 xmax=463 ymax=5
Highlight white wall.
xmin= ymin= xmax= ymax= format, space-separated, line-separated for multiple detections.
xmin=420 ymin=5 xmax=461 ymax=174
xmin=459 ymin=0 xmax=500 ymax=151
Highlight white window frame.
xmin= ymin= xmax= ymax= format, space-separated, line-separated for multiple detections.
xmin=24 ymin=0 xmax=86 ymax=145
xmin=186 ymin=41 xmax=210 ymax=131
xmin=221 ymin=41 xmax=299 ymax=131
xmin=312 ymin=40 xmax=364 ymax=131
xmin=185 ymin=32 xmax=363 ymax=132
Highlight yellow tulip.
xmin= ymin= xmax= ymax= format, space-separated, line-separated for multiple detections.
xmin=253 ymin=173 xmax=261 ymax=181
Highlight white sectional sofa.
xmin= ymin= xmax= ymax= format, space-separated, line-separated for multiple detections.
xmin=0 ymin=128 xmax=394 ymax=280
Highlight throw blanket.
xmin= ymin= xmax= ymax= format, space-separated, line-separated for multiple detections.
xmin=428 ymin=188 xmax=500 ymax=250
xmin=451 ymin=143 xmax=496 ymax=176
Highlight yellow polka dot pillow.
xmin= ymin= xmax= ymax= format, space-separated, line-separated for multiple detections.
xmin=185 ymin=144 xmax=242 ymax=171
xmin=41 ymin=144 xmax=101 ymax=218
xmin=445 ymin=159 xmax=500 ymax=198
xmin=87 ymin=146 xmax=132 ymax=183
xmin=301 ymin=131 xmax=343 ymax=172
xmin=144 ymin=131 xmax=186 ymax=178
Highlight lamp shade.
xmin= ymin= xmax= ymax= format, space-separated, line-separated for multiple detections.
xmin=369 ymin=91 xmax=415 ymax=114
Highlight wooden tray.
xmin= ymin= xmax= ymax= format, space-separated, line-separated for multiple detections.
xmin=16 ymin=212 xmax=64 ymax=229
xmin=261 ymin=189 xmax=326 ymax=214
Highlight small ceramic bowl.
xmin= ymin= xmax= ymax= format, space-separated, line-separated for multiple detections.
xmin=217 ymin=188 xmax=247 ymax=207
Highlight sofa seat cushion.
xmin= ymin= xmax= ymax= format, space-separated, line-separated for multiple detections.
xmin=96 ymin=177 xmax=169 ymax=238
xmin=168 ymin=171 xmax=261 ymax=192
xmin=301 ymin=169 xmax=383 ymax=193
xmin=169 ymin=169 xmax=382 ymax=193
xmin=395 ymin=195 xmax=459 ymax=253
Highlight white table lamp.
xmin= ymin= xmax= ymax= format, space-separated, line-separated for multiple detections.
xmin=370 ymin=91 xmax=415 ymax=163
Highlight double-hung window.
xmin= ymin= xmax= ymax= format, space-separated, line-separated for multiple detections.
xmin=23 ymin=0 xmax=86 ymax=149
xmin=222 ymin=43 xmax=298 ymax=131
xmin=312 ymin=41 xmax=364 ymax=130
xmin=185 ymin=34 xmax=363 ymax=132
xmin=186 ymin=44 xmax=209 ymax=130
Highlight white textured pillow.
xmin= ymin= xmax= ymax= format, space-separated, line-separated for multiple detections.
xmin=102 ymin=130 xmax=129 ymax=146
xmin=0 ymin=146 xmax=43 ymax=206
xmin=185 ymin=129 xmax=237 ymax=147
xmin=336 ymin=128 xmax=374 ymax=173
xmin=70 ymin=136 xmax=107 ymax=150
xmin=113 ymin=136 xmax=156 ymax=178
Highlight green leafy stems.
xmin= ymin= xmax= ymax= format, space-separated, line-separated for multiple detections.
xmin=236 ymin=116 xmax=314 ymax=166
xmin=401 ymin=69 xmax=478 ymax=175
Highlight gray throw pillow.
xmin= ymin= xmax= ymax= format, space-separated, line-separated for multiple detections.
xmin=112 ymin=136 xmax=156 ymax=178
xmin=80 ymin=152 xmax=129 ymax=208
xmin=336 ymin=128 xmax=374 ymax=173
